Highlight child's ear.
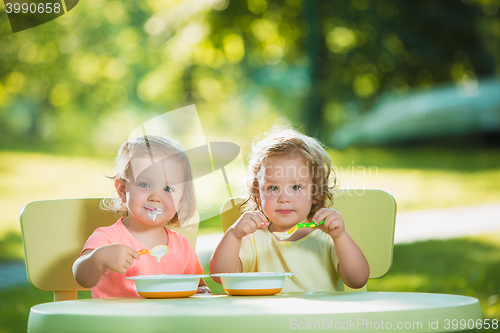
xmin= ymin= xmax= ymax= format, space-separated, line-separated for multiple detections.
xmin=115 ymin=178 xmax=127 ymax=203
xmin=312 ymin=196 xmax=318 ymax=204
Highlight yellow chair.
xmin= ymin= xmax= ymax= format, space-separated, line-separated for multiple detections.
xmin=20 ymin=198 xmax=199 ymax=301
xmin=220 ymin=189 xmax=397 ymax=291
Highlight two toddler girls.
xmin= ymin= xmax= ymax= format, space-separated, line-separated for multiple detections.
xmin=74 ymin=127 xmax=369 ymax=297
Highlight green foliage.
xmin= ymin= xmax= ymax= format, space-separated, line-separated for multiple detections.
xmin=1 ymin=0 xmax=499 ymax=148
xmin=205 ymin=0 xmax=500 ymax=137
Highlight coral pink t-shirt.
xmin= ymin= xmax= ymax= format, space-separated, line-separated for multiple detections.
xmin=82 ymin=218 xmax=203 ymax=298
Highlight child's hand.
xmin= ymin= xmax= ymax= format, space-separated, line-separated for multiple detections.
xmin=94 ymin=244 xmax=139 ymax=274
xmin=230 ymin=211 xmax=269 ymax=239
xmin=196 ymin=286 xmax=212 ymax=294
xmin=313 ymin=208 xmax=346 ymax=240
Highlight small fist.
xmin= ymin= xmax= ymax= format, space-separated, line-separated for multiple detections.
xmin=94 ymin=244 xmax=139 ymax=274
xmin=196 ymin=286 xmax=212 ymax=294
xmin=313 ymin=208 xmax=346 ymax=240
xmin=230 ymin=211 xmax=269 ymax=239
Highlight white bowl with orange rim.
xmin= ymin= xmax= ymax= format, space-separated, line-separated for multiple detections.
xmin=211 ymin=272 xmax=293 ymax=296
xmin=126 ymin=274 xmax=209 ymax=298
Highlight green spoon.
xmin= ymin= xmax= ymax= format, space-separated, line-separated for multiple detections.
xmin=287 ymin=219 xmax=324 ymax=234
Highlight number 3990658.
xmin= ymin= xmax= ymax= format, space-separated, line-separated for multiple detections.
xmin=444 ymin=319 xmax=498 ymax=330
xmin=5 ymin=2 xmax=62 ymax=14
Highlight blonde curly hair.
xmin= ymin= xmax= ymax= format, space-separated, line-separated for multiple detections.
xmin=101 ymin=135 xmax=196 ymax=227
xmin=242 ymin=126 xmax=337 ymax=220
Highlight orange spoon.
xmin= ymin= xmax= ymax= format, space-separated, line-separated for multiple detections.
xmin=137 ymin=245 xmax=169 ymax=262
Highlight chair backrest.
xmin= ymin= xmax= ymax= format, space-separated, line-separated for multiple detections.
xmin=220 ymin=189 xmax=396 ymax=289
xmin=20 ymin=198 xmax=199 ymax=301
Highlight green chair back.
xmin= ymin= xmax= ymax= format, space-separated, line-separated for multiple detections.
xmin=220 ymin=189 xmax=397 ymax=290
xmin=20 ymin=198 xmax=199 ymax=301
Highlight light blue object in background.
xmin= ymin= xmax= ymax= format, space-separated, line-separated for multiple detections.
xmin=332 ymin=78 xmax=500 ymax=148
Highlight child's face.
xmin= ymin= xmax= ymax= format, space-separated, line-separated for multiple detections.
xmin=258 ymin=156 xmax=316 ymax=232
xmin=117 ymin=157 xmax=185 ymax=227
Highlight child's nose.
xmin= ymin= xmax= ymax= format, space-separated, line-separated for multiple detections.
xmin=148 ymin=188 xmax=162 ymax=201
xmin=277 ymin=192 xmax=291 ymax=203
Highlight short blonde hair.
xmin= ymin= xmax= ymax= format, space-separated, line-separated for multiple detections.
xmin=243 ymin=126 xmax=337 ymax=219
xmin=101 ymin=135 xmax=196 ymax=227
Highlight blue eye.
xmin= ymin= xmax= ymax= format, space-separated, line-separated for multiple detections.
xmin=268 ymin=185 xmax=278 ymax=191
xmin=293 ymin=185 xmax=302 ymax=190
xmin=139 ymin=182 xmax=150 ymax=188
xmin=164 ymin=186 xmax=173 ymax=192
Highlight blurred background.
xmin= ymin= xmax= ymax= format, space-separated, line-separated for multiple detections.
xmin=1 ymin=0 xmax=499 ymax=332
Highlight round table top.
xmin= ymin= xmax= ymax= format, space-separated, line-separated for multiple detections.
xmin=29 ymin=292 xmax=482 ymax=333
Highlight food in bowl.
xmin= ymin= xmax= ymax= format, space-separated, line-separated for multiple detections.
xmin=211 ymin=272 xmax=293 ymax=296
xmin=126 ymin=274 xmax=209 ymax=298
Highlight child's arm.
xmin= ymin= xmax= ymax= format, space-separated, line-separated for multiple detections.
xmin=72 ymin=244 xmax=139 ymax=288
xmin=313 ymin=208 xmax=370 ymax=289
xmin=209 ymin=211 xmax=268 ymax=284
xmin=331 ymin=232 xmax=370 ymax=289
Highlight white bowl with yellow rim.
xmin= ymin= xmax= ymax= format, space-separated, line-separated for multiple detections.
xmin=126 ymin=274 xmax=209 ymax=298
xmin=211 ymin=272 xmax=293 ymax=296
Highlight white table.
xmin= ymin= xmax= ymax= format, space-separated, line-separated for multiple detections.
xmin=28 ymin=292 xmax=483 ymax=333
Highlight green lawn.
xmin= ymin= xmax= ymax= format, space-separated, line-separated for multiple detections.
xmin=368 ymin=233 xmax=500 ymax=323
xmin=2 ymin=146 xmax=500 ymax=243
xmin=331 ymin=146 xmax=500 ymax=211
xmin=1 ymin=147 xmax=499 ymax=332
xmin=0 ymin=151 xmax=114 ymax=240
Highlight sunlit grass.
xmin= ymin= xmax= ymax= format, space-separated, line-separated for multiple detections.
xmin=0 ymin=151 xmax=114 ymax=237
xmin=368 ymin=274 xmax=431 ymax=291
xmin=339 ymin=168 xmax=500 ymax=211
xmin=368 ymin=232 xmax=500 ymax=323
xmin=2 ymin=147 xmax=500 ymax=249
xmin=0 ymin=147 xmax=499 ymax=332
xmin=331 ymin=147 xmax=500 ymax=211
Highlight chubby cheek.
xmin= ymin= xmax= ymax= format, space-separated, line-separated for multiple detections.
xmin=260 ymin=197 xmax=276 ymax=215
xmin=299 ymin=195 xmax=313 ymax=207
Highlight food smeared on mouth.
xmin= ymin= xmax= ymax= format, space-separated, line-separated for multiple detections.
xmin=145 ymin=207 xmax=163 ymax=222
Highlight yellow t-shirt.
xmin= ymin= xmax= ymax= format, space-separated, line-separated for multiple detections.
xmin=239 ymin=227 xmax=341 ymax=292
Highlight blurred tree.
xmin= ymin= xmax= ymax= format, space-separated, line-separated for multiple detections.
xmin=0 ymin=0 xmax=222 ymax=152
xmin=204 ymin=0 xmax=499 ymax=140
xmin=0 ymin=0 xmax=498 ymax=150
